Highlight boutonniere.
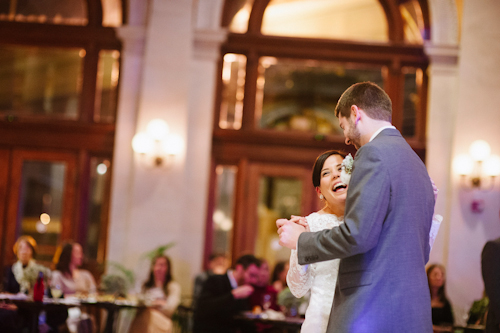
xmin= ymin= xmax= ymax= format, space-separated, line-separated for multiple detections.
xmin=340 ymin=153 xmax=354 ymax=185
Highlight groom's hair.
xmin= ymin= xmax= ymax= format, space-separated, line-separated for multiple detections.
xmin=312 ymin=150 xmax=347 ymax=187
xmin=335 ymin=81 xmax=392 ymax=122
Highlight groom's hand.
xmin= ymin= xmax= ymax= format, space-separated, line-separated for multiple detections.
xmin=277 ymin=219 xmax=306 ymax=249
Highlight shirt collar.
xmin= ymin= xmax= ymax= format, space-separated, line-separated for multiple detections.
xmin=369 ymin=125 xmax=396 ymax=142
xmin=227 ymin=270 xmax=238 ymax=289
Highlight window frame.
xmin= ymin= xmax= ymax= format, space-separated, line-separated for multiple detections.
xmin=0 ymin=0 xmax=122 ymax=272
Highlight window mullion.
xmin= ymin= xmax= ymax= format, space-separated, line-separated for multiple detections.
xmin=79 ymin=42 xmax=99 ymax=123
xmin=241 ymin=51 xmax=259 ymax=130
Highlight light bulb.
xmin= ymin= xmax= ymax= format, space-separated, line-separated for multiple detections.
xmin=453 ymin=154 xmax=474 ymax=176
xmin=132 ymin=132 xmax=154 ymax=154
xmin=469 ymin=140 xmax=491 ymax=161
xmin=162 ymin=134 xmax=183 ymax=155
xmin=146 ymin=119 xmax=169 ymax=141
xmin=40 ymin=213 xmax=50 ymax=225
xmin=484 ymin=155 xmax=500 ymax=176
xmin=96 ymin=163 xmax=108 ymax=175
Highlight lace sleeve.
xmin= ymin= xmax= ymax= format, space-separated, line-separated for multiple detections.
xmin=286 ymin=249 xmax=312 ymax=298
xmin=429 ymin=214 xmax=443 ymax=250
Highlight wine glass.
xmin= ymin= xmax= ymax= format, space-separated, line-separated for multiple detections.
xmin=51 ymin=284 xmax=63 ymax=303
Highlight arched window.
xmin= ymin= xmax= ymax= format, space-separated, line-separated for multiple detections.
xmin=261 ymin=0 xmax=389 ymax=42
xmin=0 ymin=0 xmax=122 ymax=269
xmin=207 ymin=0 xmax=430 ymax=265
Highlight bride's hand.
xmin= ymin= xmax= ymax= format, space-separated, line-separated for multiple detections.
xmin=291 ymin=215 xmax=309 ymax=232
xmin=430 ymin=178 xmax=438 ymax=201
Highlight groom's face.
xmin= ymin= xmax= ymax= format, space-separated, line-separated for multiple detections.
xmin=338 ymin=113 xmax=361 ymax=149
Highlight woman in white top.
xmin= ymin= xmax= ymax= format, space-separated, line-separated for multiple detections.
xmin=51 ymin=241 xmax=96 ymax=296
xmin=51 ymin=241 xmax=97 ymax=331
xmin=130 ymin=255 xmax=181 ymax=333
xmin=286 ymin=150 xmax=441 ymax=333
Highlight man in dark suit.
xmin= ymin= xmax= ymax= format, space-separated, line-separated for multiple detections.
xmin=277 ymin=82 xmax=435 ymax=332
xmin=193 ymin=254 xmax=261 ymax=333
xmin=192 ymin=253 xmax=228 ymax=309
xmin=482 ymin=237 xmax=500 ymax=333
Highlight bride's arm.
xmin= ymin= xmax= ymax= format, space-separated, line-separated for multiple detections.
xmin=429 ymin=215 xmax=443 ymax=250
xmin=287 ymin=248 xmax=312 ymax=298
xmin=429 ymin=178 xmax=442 ymax=250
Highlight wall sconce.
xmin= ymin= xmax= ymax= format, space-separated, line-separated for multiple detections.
xmin=453 ymin=140 xmax=500 ymax=189
xmin=132 ymin=119 xmax=183 ymax=167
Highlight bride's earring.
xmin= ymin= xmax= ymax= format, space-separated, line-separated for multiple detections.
xmin=320 ymin=194 xmax=324 ymax=200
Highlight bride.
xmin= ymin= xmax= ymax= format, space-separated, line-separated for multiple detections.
xmin=285 ymin=150 xmax=441 ymax=333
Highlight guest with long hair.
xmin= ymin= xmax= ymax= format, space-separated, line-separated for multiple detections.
xmin=51 ymin=241 xmax=96 ymax=295
xmin=130 ymin=255 xmax=181 ymax=333
xmin=51 ymin=241 xmax=96 ymax=332
xmin=427 ymin=264 xmax=454 ymax=328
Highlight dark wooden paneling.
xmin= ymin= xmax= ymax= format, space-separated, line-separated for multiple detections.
xmin=0 ymin=22 xmax=121 ymax=48
xmin=0 ymin=122 xmax=115 ymax=153
xmin=0 ymin=149 xmax=11 ymax=270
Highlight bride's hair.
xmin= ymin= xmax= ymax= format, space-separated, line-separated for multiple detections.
xmin=312 ymin=150 xmax=347 ymax=187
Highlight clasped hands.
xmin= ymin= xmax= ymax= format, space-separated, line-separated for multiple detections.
xmin=276 ymin=215 xmax=310 ymax=250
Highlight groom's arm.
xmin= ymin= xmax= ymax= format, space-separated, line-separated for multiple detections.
xmin=297 ymin=145 xmax=390 ymax=265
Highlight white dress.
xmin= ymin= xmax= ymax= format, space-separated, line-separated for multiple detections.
xmin=286 ymin=212 xmax=442 ymax=333
xmin=287 ymin=212 xmax=342 ymax=333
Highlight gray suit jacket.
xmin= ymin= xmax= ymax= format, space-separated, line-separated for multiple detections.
xmin=482 ymin=237 xmax=500 ymax=333
xmin=298 ymin=128 xmax=434 ymax=332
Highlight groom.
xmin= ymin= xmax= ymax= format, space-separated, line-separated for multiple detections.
xmin=277 ymin=82 xmax=435 ymax=332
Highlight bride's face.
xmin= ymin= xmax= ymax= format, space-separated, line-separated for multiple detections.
xmin=318 ymin=155 xmax=348 ymax=207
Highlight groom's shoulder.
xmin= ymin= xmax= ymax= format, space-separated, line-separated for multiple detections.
xmin=368 ymin=130 xmax=412 ymax=153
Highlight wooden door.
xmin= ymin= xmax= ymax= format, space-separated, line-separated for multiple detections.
xmin=1 ymin=149 xmax=77 ymax=268
xmin=232 ymin=162 xmax=317 ymax=267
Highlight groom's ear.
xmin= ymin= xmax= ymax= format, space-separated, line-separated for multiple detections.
xmin=351 ymin=105 xmax=363 ymax=124
xmin=351 ymin=105 xmax=360 ymax=117
xmin=350 ymin=105 xmax=358 ymax=116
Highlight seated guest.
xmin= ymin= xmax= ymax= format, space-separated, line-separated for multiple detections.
xmin=2 ymin=235 xmax=52 ymax=332
xmin=192 ymin=253 xmax=228 ymax=307
xmin=51 ymin=241 xmax=96 ymax=332
xmin=193 ymin=254 xmax=260 ymax=333
xmin=51 ymin=241 xmax=97 ymax=295
xmin=249 ymin=258 xmax=279 ymax=312
xmin=4 ymin=235 xmax=51 ymax=294
xmin=427 ymin=264 xmax=454 ymax=328
xmin=271 ymin=261 xmax=289 ymax=294
xmin=130 ymin=255 xmax=181 ymax=333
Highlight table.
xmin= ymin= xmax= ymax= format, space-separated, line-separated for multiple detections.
xmin=0 ymin=293 xmax=144 ymax=333
xmin=0 ymin=294 xmax=78 ymax=333
xmin=235 ymin=313 xmax=304 ymax=332
xmin=452 ymin=324 xmax=485 ymax=333
xmin=80 ymin=299 xmax=144 ymax=333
